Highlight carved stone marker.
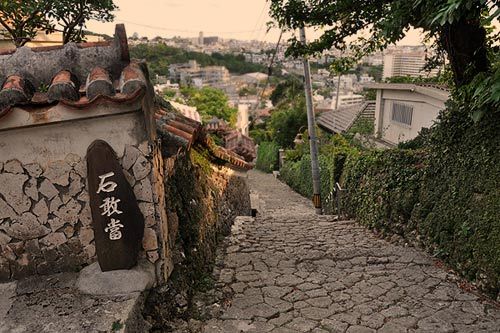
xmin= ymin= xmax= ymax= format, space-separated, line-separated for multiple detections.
xmin=87 ymin=140 xmax=145 ymax=271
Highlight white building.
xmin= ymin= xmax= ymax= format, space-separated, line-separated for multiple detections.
xmin=236 ymin=104 xmax=250 ymax=136
xmin=332 ymin=93 xmax=365 ymax=108
xmin=154 ymin=81 xmax=180 ymax=94
xmin=383 ymin=49 xmax=440 ymax=79
xmin=365 ymin=83 xmax=450 ymax=145
xmin=359 ymin=74 xmax=375 ymax=84
xmin=169 ymin=60 xmax=229 ymax=87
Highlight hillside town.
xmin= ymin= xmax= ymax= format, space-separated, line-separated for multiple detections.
xmin=0 ymin=1 xmax=498 ymax=332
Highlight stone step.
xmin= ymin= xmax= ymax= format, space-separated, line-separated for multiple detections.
xmin=0 ymin=260 xmax=155 ymax=332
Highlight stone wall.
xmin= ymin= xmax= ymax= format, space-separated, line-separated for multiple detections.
xmin=144 ymin=149 xmax=251 ymax=329
xmin=0 ymin=141 xmax=165 ymax=281
xmin=0 ymin=84 xmax=173 ymax=282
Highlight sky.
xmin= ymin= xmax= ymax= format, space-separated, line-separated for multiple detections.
xmin=87 ymin=0 xmax=425 ymax=45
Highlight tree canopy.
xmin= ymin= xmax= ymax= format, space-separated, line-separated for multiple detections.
xmin=0 ymin=0 xmax=117 ymax=46
xmin=180 ymin=86 xmax=237 ymax=124
xmin=269 ymin=0 xmax=499 ymax=87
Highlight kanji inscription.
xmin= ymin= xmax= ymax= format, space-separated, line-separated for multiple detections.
xmin=87 ymin=140 xmax=145 ymax=271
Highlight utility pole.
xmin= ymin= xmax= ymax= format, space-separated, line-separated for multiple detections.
xmin=335 ymin=73 xmax=341 ymax=110
xmin=299 ymin=27 xmax=322 ymax=215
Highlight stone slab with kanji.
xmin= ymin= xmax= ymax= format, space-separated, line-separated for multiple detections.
xmin=87 ymin=140 xmax=145 ymax=271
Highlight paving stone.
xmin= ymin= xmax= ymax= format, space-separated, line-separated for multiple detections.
xmin=346 ymin=325 xmax=375 ymax=333
xmin=245 ymin=303 xmax=279 ymax=319
xmin=232 ymin=295 xmax=263 ymax=309
xmin=24 ymin=163 xmax=43 ymax=178
xmin=40 ymin=232 xmax=67 ymax=247
xmin=142 ymin=227 xmax=158 ymax=251
xmin=24 ymin=178 xmax=38 ymax=201
xmin=0 ymin=231 xmax=12 ymax=246
xmin=122 ymin=145 xmax=142 ymax=170
xmin=54 ymin=199 xmax=81 ymax=225
xmin=134 ymin=178 xmax=153 ymax=203
xmin=191 ymin=171 xmax=500 ymax=333
xmin=285 ymin=317 xmax=318 ymax=331
xmin=262 ymin=285 xmax=292 ymax=298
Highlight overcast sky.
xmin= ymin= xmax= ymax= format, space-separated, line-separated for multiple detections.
xmin=87 ymin=0 xmax=426 ymax=45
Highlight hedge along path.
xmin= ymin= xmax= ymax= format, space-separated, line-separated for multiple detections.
xmin=198 ymin=170 xmax=500 ymax=333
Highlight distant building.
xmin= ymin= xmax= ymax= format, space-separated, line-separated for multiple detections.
xmin=198 ymin=31 xmax=204 ymax=46
xmin=317 ymin=93 xmax=365 ymax=111
xmin=203 ymin=36 xmax=220 ymax=45
xmin=236 ymin=104 xmax=250 ymax=136
xmin=201 ymin=66 xmax=230 ymax=85
xmin=365 ymin=82 xmax=450 ymax=145
xmin=359 ymin=74 xmax=375 ymax=84
xmin=383 ymin=47 xmax=440 ymax=79
xmin=154 ymin=81 xmax=180 ymax=94
xmin=169 ymin=60 xmax=229 ymax=86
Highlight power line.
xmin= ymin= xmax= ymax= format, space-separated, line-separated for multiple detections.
xmin=250 ymin=1 xmax=269 ymax=41
xmin=119 ymin=19 xmax=267 ymax=35
xmin=251 ymin=30 xmax=283 ymax=116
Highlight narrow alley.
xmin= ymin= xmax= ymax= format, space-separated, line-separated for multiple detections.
xmin=198 ymin=171 xmax=500 ymax=333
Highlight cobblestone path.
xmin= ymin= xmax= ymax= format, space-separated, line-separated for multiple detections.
xmin=200 ymin=171 xmax=500 ymax=332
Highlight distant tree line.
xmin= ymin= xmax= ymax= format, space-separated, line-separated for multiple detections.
xmin=130 ymin=43 xmax=269 ymax=80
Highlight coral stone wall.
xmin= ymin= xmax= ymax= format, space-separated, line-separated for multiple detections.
xmin=0 ymin=104 xmax=168 ymax=282
xmin=0 ymin=142 xmax=165 ymax=281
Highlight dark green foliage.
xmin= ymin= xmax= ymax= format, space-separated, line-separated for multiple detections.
xmin=345 ymin=118 xmax=375 ymax=139
xmin=256 ymin=141 xmax=280 ymax=173
xmin=270 ymin=0 xmax=496 ymax=88
xmin=342 ymin=103 xmax=500 ymax=297
xmin=280 ymin=154 xmax=335 ymax=211
xmin=269 ymin=95 xmax=308 ymax=148
xmin=280 ymin=135 xmax=359 ymax=214
xmin=111 ymin=321 xmax=123 ymax=331
xmin=130 ymin=44 xmax=267 ymax=80
xmin=249 ymin=128 xmax=272 ymax=145
xmin=342 ymin=149 xmax=426 ymax=233
xmin=270 ymin=75 xmax=304 ymax=106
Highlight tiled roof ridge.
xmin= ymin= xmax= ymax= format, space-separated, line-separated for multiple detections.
xmin=155 ymin=108 xmax=253 ymax=170
xmin=0 ymin=62 xmax=148 ymax=121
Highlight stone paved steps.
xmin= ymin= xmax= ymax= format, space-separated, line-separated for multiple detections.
xmin=194 ymin=170 xmax=500 ymax=333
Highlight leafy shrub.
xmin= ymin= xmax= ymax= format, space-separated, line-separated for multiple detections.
xmin=342 ymin=102 xmax=500 ymax=297
xmin=255 ymin=141 xmax=280 ymax=173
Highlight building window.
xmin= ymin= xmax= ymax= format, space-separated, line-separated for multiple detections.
xmin=391 ymin=102 xmax=413 ymax=126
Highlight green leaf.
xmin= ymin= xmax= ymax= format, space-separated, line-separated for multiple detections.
xmin=471 ymin=109 xmax=485 ymax=123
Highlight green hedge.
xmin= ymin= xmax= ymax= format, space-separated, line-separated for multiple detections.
xmin=255 ymin=141 xmax=280 ymax=173
xmin=342 ymin=106 xmax=500 ymax=298
xmin=342 ymin=149 xmax=426 ymax=234
xmin=279 ymin=108 xmax=499 ymax=298
xmin=280 ymin=153 xmax=349 ymax=214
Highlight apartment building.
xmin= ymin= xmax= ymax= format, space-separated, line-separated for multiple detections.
xmin=169 ymin=60 xmax=229 ymax=86
xmin=383 ymin=47 xmax=440 ymax=79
